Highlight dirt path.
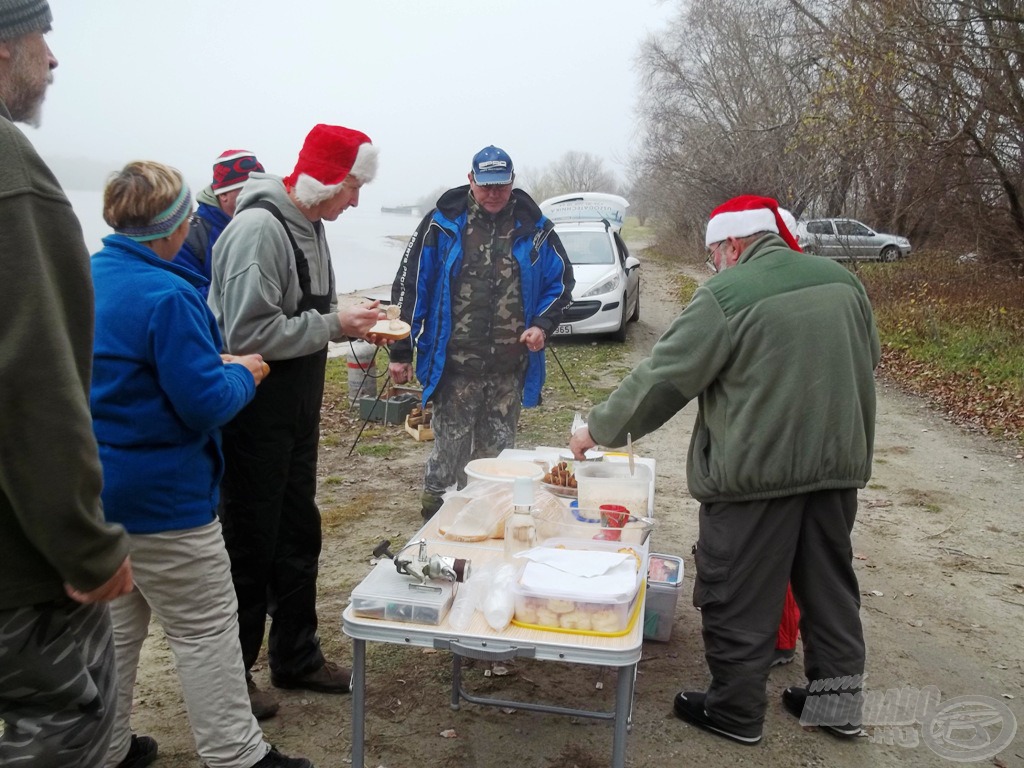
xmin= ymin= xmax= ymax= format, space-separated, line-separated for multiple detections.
xmin=128 ymin=252 xmax=1024 ymax=767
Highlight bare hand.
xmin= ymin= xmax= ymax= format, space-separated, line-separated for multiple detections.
xmin=569 ymin=426 xmax=597 ymax=460
xmin=390 ymin=361 xmax=413 ymax=384
xmin=519 ymin=326 xmax=547 ymax=353
xmin=64 ymin=556 xmax=133 ymax=604
xmin=340 ymin=300 xmax=381 ymax=339
xmin=227 ymin=353 xmax=269 ymax=385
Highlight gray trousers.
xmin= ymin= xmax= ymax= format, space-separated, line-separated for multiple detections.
xmin=0 ymin=598 xmax=118 ymax=767
xmin=693 ymin=489 xmax=865 ymax=736
xmin=424 ymin=368 xmax=523 ymax=496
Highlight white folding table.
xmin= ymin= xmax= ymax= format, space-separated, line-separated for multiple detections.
xmin=343 ymin=544 xmax=645 ymax=767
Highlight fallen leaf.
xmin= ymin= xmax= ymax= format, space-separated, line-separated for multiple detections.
xmin=870 ymin=590 xmax=884 ymax=597
xmin=1001 ymin=693 xmax=1014 ymax=699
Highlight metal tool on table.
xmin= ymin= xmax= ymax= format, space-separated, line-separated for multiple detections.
xmin=373 ymin=539 xmax=471 ymax=587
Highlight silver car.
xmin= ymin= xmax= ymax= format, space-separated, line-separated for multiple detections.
xmin=796 ymin=218 xmax=912 ymax=262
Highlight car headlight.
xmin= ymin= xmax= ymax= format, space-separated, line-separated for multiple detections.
xmin=581 ymin=272 xmax=621 ymax=298
xmin=897 ymin=238 xmax=910 ymax=247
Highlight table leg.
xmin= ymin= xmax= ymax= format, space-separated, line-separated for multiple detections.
xmin=611 ymin=664 xmax=635 ymax=768
xmin=351 ymin=638 xmax=366 ymax=768
xmin=450 ymin=654 xmax=463 ymax=710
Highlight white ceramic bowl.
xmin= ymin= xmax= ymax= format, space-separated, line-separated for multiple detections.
xmin=465 ymin=458 xmax=545 ymax=484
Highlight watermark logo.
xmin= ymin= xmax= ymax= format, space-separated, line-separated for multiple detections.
xmin=800 ymin=680 xmax=1017 ymax=762
xmin=920 ymin=695 xmax=1017 ymax=762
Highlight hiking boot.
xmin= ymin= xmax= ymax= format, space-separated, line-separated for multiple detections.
xmin=420 ymin=491 xmax=443 ymax=520
xmin=115 ymin=734 xmax=158 ymax=768
xmin=770 ymin=648 xmax=796 ymax=667
xmin=247 ymin=678 xmax=280 ymax=720
xmin=271 ymin=660 xmax=351 ymax=694
xmin=782 ymin=686 xmax=864 ymax=738
xmin=672 ymin=691 xmax=762 ymax=746
xmin=251 ymin=746 xmax=313 ymax=768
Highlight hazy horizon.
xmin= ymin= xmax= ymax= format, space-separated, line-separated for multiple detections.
xmin=29 ymin=0 xmax=674 ymax=208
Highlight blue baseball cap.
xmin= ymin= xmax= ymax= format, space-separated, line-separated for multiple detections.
xmin=471 ymin=145 xmax=514 ymax=185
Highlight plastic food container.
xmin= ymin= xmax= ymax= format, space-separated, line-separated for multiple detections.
xmin=574 ymin=462 xmax=652 ymax=520
xmin=465 ymin=458 xmax=545 ymax=484
xmin=350 ymin=560 xmax=456 ymax=626
xmin=643 ymin=553 xmax=684 ymax=642
xmin=533 ymin=509 xmax=653 ymax=548
xmin=511 ymin=538 xmax=645 ymax=636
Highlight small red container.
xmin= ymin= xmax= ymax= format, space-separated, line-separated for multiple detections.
xmin=594 ymin=504 xmax=631 ymax=541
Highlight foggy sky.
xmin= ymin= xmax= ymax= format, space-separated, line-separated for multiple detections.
xmin=29 ymin=0 xmax=673 ymax=206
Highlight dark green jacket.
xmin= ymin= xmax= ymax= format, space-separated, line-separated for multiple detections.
xmin=0 ymin=100 xmax=128 ymax=608
xmin=588 ymin=234 xmax=880 ymax=503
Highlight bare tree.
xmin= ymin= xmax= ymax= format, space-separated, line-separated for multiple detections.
xmin=528 ymin=151 xmax=621 ymax=203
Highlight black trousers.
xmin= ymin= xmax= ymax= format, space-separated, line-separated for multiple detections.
xmin=220 ymin=351 xmax=327 ymax=679
xmin=693 ymin=489 xmax=865 ymax=736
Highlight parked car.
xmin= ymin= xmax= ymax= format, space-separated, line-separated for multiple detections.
xmin=540 ymin=193 xmax=640 ymax=342
xmin=795 ymin=218 xmax=912 ymax=262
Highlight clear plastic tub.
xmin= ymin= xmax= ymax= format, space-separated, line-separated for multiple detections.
xmin=574 ymin=462 xmax=652 ymax=520
xmin=511 ymin=538 xmax=645 ymax=636
xmin=644 ymin=553 xmax=684 ymax=642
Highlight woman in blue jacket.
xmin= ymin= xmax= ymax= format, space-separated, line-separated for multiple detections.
xmin=91 ymin=161 xmax=310 ymax=768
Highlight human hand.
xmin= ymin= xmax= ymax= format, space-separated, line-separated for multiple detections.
xmin=569 ymin=426 xmax=596 ymax=460
xmin=231 ymin=353 xmax=269 ymax=384
xmin=340 ymin=300 xmax=381 ymax=339
xmin=389 ymin=362 xmax=413 ymax=384
xmin=64 ymin=556 xmax=133 ymax=604
xmin=519 ymin=326 xmax=546 ymax=353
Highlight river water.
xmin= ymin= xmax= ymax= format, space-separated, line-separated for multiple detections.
xmin=64 ymin=189 xmax=420 ymax=296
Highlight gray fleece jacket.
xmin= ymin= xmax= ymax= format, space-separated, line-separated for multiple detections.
xmin=209 ymin=173 xmax=344 ymax=359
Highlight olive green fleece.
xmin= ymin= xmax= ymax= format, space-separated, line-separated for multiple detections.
xmin=587 ymin=234 xmax=880 ymax=503
xmin=0 ymin=100 xmax=129 ymax=608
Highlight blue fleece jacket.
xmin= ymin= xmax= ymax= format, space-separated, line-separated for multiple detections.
xmin=172 ymin=199 xmax=229 ymax=297
xmin=90 ymin=234 xmax=256 ymax=533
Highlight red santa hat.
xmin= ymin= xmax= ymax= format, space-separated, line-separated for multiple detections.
xmin=284 ymin=124 xmax=379 ymax=206
xmin=705 ymin=194 xmax=800 ymax=251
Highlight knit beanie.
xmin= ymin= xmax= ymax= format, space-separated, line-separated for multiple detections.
xmin=211 ymin=149 xmax=264 ymax=194
xmin=705 ymin=194 xmax=801 ymax=251
xmin=284 ymin=124 xmax=378 ymax=206
xmin=0 ymin=0 xmax=51 ymax=40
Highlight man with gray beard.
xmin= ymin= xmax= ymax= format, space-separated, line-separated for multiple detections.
xmin=0 ymin=1 xmax=136 ymax=765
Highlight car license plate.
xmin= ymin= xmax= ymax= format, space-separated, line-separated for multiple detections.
xmin=552 ymin=324 xmax=571 ymax=336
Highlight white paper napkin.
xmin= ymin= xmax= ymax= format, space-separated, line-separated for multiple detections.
xmin=517 ymin=548 xmax=637 ymax=600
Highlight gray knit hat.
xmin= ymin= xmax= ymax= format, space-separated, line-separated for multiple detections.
xmin=0 ymin=0 xmax=51 ymax=40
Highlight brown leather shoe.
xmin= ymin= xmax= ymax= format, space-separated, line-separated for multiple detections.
xmin=247 ymin=678 xmax=280 ymax=720
xmin=271 ymin=660 xmax=351 ymax=694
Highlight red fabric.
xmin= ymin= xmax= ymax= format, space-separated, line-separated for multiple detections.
xmin=709 ymin=194 xmax=802 ymax=251
xmin=776 ymin=583 xmax=800 ymax=650
xmin=283 ymin=124 xmax=372 ymax=190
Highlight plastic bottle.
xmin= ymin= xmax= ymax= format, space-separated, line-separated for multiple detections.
xmin=504 ymin=477 xmax=536 ymax=560
xmin=482 ymin=563 xmax=518 ymax=631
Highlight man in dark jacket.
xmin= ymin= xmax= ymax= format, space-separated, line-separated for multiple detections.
xmin=0 ymin=2 xmax=135 ymax=765
xmin=389 ymin=145 xmax=574 ymax=519
xmin=173 ymin=149 xmax=264 ymax=297
xmin=571 ymin=195 xmax=879 ymax=745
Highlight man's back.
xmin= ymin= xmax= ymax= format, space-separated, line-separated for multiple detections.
xmin=689 ymin=237 xmax=880 ymax=501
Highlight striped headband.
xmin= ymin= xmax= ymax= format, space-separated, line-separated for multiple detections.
xmin=115 ymin=183 xmax=193 ymax=242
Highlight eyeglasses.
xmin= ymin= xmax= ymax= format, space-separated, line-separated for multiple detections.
xmin=705 ymin=240 xmax=725 ymax=272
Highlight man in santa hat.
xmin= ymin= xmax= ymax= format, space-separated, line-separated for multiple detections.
xmin=209 ymin=124 xmax=383 ymax=719
xmin=570 ymin=194 xmax=879 ymax=745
